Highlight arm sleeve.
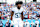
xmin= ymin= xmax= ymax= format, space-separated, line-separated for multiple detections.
xmin=12 ymin=8 xmax=15 ymax=12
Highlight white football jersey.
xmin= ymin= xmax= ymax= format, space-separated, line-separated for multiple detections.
xmin=0 ymin=23 xmax=3 ymax=26
xmin=31 ymin=22 xmax=35 ymax=27
xmin=35 ymin=21 xmax=39 ymax=27
xmin=25 ymin=22 xmax=30 ymax=27
xmin=12 ymin=7 xmax=24 ymax=19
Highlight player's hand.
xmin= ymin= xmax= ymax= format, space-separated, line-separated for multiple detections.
xmin=11 ymin=20 xmax=14 ymax=25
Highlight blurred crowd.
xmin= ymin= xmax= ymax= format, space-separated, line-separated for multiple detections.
xmin=0 ymin=3 xmax=15 ymax=20
xmin=0 ymin=2 xmax=40 ymax=27
xmin=23 ymin=2 xmax=40 ymax=19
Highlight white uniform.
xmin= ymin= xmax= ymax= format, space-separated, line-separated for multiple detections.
xmin=25 ymin=22 xmax=30 ymax=27
xmin=31 ymin=22 xmax=35 ymax=27
xmin=11 ymin=7 xmax=24 ymax=27
xmin=35 ymin=21 xmax=39 ymax=27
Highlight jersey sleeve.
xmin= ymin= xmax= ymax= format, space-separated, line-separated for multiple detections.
xmin=22 ymin=7 xmax=25 ymax=12
xmin=12 ymin=8 xmax=15 ymax=12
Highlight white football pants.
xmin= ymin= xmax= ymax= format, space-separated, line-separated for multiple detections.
xmin=11 ymin=18 xmax=23 ymax=27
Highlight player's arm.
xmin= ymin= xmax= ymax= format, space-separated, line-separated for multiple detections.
xmin=11 ymin=11 xmax=14 ymax=20
xmin=21 ymin=12 xmax=24 ymax=20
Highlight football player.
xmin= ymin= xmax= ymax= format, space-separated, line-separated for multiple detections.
xmin=35 ymin=18 xmax=39 ymax=27
xmin=25 ymin=20 xmax=30 ymax=27
xmin=31 ymin=21 xmax=35 ymax=27
xmin=5 ymin=21 xmax=10 ymax=27
xmin=0 ymin=20 xmax=3 ymax=27
xmin=11 ymin=1 xmax=24 ymax=27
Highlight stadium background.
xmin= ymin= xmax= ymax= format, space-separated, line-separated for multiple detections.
xmin=0 ymin=0 xmax=40 ymax=27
